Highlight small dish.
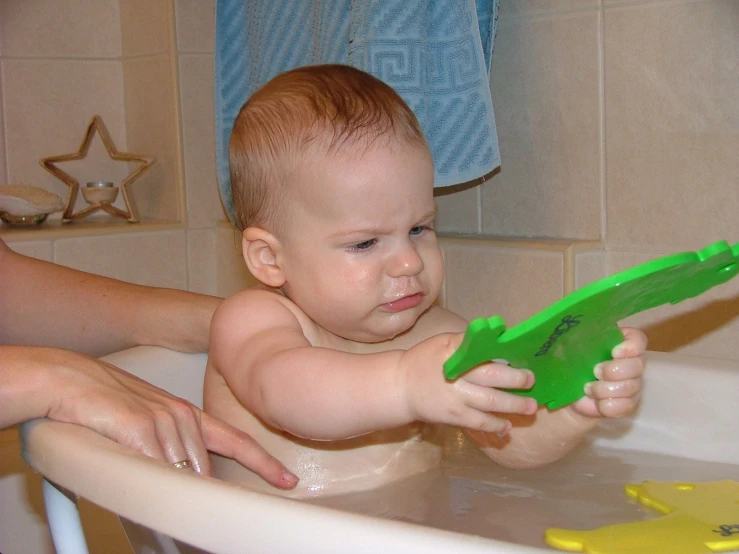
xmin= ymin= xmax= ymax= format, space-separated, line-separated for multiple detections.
xmin=0 ymin=211 xmax=49 ymax=227
xmin=0 ymin=184 xmax=64 ymax=227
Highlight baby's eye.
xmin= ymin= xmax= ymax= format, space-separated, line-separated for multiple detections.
xmin=410 ymin=225 xmax=431 ymax=236
xmin=349 ymin=238 xmax=377 ymax=251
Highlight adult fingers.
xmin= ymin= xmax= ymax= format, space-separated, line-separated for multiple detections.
xmin=49 ymin=355 xmax=214 ymax=473
xmin=200 ymin=412 xmax=298 ymax=490
xmin=96 ymin=364 xmax=211 ymax=473
xmin=115 ymin=410 xmax=170 ymax=461
xmin=100 ymin=364 xmax=205 ymax=472
xmin=152 ymin=402 xmax=210 ymax=474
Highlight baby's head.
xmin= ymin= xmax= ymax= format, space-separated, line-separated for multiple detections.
xmin=229 ymin=64 xmax=428 ymax=234
xmin=229 ymin=64 xmax=443 ymax=343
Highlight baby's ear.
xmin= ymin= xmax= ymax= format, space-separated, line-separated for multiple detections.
xmin=242 ymin=227 xmax=286 ymax=287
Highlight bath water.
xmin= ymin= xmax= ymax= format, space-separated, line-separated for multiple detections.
xmin=310 ymin=430 xmax=739 ymax=549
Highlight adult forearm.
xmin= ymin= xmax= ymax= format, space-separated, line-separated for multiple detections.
xmin=0 ymin=346 xmax=58 ymax=429
xmin=129 ymin=286 xmax=221 ymax=354
xmin=0 ymin=243 xmax=220 ymax=356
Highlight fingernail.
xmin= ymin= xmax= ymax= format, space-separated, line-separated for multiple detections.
xmin=594 ymin=363 xmax=604 ymax=380
xmin=584 ymin=382 xmax=595 ymax=398
xmin=282 ymin=471 xmax=299 ymax=484
xmin=612 ymin=344 xmax=628 ymax=358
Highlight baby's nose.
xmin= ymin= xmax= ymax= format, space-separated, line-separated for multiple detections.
xmin=388 ymin=243 xmax=424 ymax=277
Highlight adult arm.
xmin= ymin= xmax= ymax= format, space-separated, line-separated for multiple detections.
xmin=0 ymin=239 xmax=297 ymax=488
xmin=0 ymin=344 xmax=298 ymax=487
xmin=0 ymin=238 xmax=220 ymax=356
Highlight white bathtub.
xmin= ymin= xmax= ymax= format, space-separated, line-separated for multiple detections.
xmin=21 ymin=346 xmax=739 ymax=554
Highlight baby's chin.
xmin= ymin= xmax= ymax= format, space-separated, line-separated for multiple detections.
xmin=332 ymin=313 xmax=425 ymax=344
xmin=332 ymin=327 xmax=407 ymax=344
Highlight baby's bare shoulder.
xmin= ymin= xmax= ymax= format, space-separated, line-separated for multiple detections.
xmin=215 ymin=288 xmax=300 ymax=326
xmin=212 ymin=288 xmax=324 ymax=347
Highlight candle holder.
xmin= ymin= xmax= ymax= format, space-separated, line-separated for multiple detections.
xmin=75 ymin=181 xmax=125 ymax=218
xmin=40 ymin=115 xmax=155 ymax=223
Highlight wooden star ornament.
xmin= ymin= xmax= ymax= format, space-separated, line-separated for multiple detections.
xmin=40 ymin=115 xmax=155 ymax=222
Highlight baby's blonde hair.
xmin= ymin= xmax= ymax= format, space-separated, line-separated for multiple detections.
xmin=228 ymin=64 xmax=427 ymax=232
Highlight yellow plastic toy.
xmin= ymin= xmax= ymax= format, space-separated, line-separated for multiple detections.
xmin=546 ymin=480 xmax=739 ymax=554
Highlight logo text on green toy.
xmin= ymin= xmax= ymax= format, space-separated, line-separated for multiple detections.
xmin=535 ymin=314 xmax=583 ymax=357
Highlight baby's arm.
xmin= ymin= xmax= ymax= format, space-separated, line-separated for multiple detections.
xmin=465 ymin=327 xmax=648 ymax=469
xmin=208 ymin=290 xmax=535 ymax=440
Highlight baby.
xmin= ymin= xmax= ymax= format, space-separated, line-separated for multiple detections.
xmin=204 ymin=64 xmax=647 ymax=497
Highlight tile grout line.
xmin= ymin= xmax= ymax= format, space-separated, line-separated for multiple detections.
xmin=0 ymin=60 xmax=8 ymax=183
xmin=598 ymin=0 xmax=608 ymax=254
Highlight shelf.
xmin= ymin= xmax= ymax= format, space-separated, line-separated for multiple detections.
xmin=0 ymin=216 xmax=182 ymax=242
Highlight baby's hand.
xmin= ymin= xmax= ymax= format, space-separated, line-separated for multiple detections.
xmin=570 ymin=327 xmax=648 ymax=418
xmin=399 ymin=333 xmax=538 ymax=435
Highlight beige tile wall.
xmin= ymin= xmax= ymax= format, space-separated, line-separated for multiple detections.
xmin=484 ymin=5 xmax=603 ymax=240
xmin=122 ymin=52 xmax=181 ymax=222
xmin=2 ymin=57 xmax=128 ymax=206
xmin=120 ymin=0 xmax=182 ymax=222
xmin=604 ymin=0 xmax=738 ymax=251
xmin=473 ymin=0 xmax=737 ymax=359
xmin=441 ymin=237 xmax=567 ymax=325
xmin=0 ymin=0 xmax=180 ymax=223
xmin=173 ymin=0 xmax=255 ymax=295
xmin=0 ymin=70 xmax=5 ymax=182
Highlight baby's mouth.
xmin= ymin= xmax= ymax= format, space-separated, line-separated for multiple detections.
xmin=383 ymin=293 xmax=424 ymax=312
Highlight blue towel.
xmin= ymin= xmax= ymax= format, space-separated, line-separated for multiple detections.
xmin=215 ymin=0 xmax=500 ymax=224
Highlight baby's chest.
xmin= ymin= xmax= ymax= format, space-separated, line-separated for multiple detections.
xmin=217 ymin=421 xmax=442 ymax=498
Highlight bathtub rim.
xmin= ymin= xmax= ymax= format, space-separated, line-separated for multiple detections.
xmin=20 ymin=345 xmax=739 ymax=554
xmin=21 ymin=417 xmax=550 ymax=554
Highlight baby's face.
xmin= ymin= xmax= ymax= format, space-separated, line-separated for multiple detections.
xmin=277 ymin=137 xmax=443 ymax=343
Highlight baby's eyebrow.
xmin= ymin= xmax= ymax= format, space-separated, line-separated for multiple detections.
xmin=417 ymin=206 xmax=438 ymax=222
xmin=330 ymin=207 xmax=438 ymax=239
xmin=330 ymin=227 xmax=385 ymax=239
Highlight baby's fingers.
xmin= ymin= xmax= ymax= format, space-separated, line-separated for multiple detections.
xmin=594 ymin=357 xmax=645 ymax=382
xmin=585 ymin=377 xmax=642 ymax=401
xmin=459 ymin=382 xmax=538 ymax=416
xmin=572 ymin=396 xmax=639 ymax=418
xmin=457 ymin=409 xmax=514 ymax=436
xmin=612 ymin=327 xmax=648 ymax=359
xmin=462 ymin=362 xmax=535 ymax=390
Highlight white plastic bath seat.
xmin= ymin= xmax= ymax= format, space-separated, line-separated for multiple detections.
xmin=20 ymin=346 xmax=739 ymax=554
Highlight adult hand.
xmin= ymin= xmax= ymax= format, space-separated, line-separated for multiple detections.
xmin=3 ymin=346 xmax=298 ymax=489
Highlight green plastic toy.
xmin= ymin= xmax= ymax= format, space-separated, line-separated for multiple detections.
xmin=443 ymin=240 xmax=739 ymax=409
